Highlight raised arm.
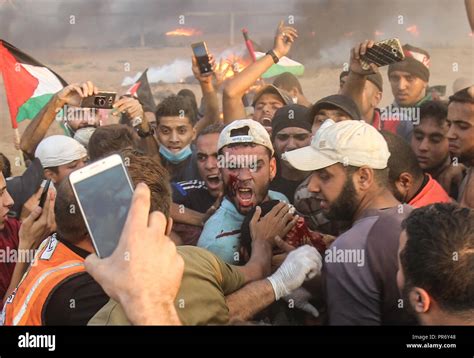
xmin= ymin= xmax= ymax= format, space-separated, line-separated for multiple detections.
xmin=3 ymin=190 xmax=55 ymax=304
xmin=192 ymin=55 xmax=221 ymax=134
xmin=20 ymin=81 xmax=98 ymax=158
xmin=114 ymin=97 xmax=160 ymax=157
xmin=341 ymin=40 xmax=379 ymax=122
xmin=223 ymin=21 xmax=298 ymax=124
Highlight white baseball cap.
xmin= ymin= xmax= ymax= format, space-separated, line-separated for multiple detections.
xmin=282 ymin=119 xmax=390 ymax=171
xmin=217 ymin=119 xmax=274 ymax=155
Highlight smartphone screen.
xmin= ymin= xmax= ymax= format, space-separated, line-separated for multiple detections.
xmin=192 ymin=42 xmax=207 ymax=57
xmin=192 ymin=42 xmax=212 ymax=74
xmin=71 ymin=158 xmax=133 ymax=258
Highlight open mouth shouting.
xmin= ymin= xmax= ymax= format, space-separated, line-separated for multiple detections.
xmin=206 ymin=173 xmax=222 ymax=191
xmin=236 ymin=187 xmax=255 ymax=208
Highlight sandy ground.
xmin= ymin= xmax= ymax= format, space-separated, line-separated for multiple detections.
xmin=1 ymin=45 xmax=473 ymax=176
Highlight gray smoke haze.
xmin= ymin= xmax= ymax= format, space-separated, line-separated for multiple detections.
xmin=0 ymin=0 xmax=471 ymax=65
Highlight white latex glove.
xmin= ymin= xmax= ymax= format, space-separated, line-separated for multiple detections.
xmin=267 ymin=245 xmax=322 ymax=301
xmin=283 ymin=287 xmax=319 ymax=318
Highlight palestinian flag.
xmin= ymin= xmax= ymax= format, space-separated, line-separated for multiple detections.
xmin=0 ymin=40 xmax=67 ymax=129
xmin=125 ymin=69 xmax=156 ymax=113
xmin=254 ymin=51 xmax=305 ymax=79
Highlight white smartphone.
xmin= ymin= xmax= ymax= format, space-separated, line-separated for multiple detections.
xmin=69 ymin=154 xmax=134 ymax=258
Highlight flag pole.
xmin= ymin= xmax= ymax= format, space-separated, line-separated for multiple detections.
xmin=13 ymin=127 xmax=25 ymax=168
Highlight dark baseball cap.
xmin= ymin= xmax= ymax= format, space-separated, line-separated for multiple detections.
xmin=271 ymin=104 xmax=312 ymax=140
xmin=310 ymin=94 xmax=361 ymax=121
xmin=252 ymin=85 xmax=293 ymax=107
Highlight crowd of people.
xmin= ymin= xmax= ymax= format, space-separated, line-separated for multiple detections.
xmin=0 ymin=20 xmax=473 ymax=326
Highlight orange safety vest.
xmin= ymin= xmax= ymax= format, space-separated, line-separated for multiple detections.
xmin=2 ymin=234 xmax=85 ymax=326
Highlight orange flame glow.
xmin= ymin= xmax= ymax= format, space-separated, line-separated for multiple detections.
xmin=215 ymin=55 xmax=249 ymax=80
xmin=166 ymin=27 xmax=203 ymax=37
xmin=406 ymin=25 xmax=420 ymax=37
xmin=374 ymin=30 xmax=384 ymax=37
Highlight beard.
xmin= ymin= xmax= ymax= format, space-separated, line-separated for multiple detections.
xmin=224 ymin=178 xmax=271 ymax=214
xmin=325 ymin=177 xmax=359 ymax=221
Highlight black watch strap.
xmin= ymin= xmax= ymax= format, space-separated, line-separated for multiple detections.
xmin=136 ymin=126 xmax=155 ymax=138
xmin=266 ymin=50 xmax=280 ymax=64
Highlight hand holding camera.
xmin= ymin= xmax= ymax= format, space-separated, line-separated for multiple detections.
xmin=56 ymin=81 xmax=99 ymax=107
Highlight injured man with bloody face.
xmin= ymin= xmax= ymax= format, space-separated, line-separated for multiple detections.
xmin=197 ymin=120 xmax=289 ymax=264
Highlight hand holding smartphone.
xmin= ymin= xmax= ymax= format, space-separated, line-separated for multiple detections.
xmin=38 ymin=179 xmax=51 ymax=209
xmin=191 ymin=41 xmax=213 ymax=75
xmin=359 ymin=38 xmax=405 ymax=71
xmin=69 ymin=154 xmax=134 ymax=258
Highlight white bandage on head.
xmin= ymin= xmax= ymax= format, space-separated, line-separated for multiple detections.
xmin=35 ymin=135 xmax=87 ymax=168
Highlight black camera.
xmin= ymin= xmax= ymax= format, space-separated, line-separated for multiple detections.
xmin=80 ymin=92 xmax=117 ymax=109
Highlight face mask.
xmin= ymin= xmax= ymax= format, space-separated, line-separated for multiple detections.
xmin=73 ymin=126 xmax=96 ymax=148
xmin=159 ymin=145 xmax=192 ymax=164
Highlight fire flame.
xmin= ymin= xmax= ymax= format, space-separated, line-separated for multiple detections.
xmin=215 ymin=55 xmax=249 ymax=80
xmin=469 ymin=32 xmax=474 ymax=38
xmin=406 ymin=25 xmax=420 ymax=37
xmin=374 ymin=30 xmax=384 ymax=37
xmin=166 ymin=27 xmax=202 ymax=37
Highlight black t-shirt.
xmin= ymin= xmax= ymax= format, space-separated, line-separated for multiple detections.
xmin=43 ymin=240 xmax=109 ymax=325
xmin=172 ymin=180 xmax=215 ymax=213
xmin=161 ymin=151 xmax=201 ymax=184
xmin=269 ymin=175 xmax=305 ymax=204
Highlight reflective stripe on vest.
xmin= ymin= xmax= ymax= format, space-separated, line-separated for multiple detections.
xmin=12 ymin=262 xmax=84 ymax=325
xmin=3 ymin=235 xmax=86 ymax=326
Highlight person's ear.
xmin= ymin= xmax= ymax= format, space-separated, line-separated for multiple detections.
xmin=355 ymin=167 xmax=373 ymax=191
xmin=398 ymin=172 xmax=413 ymax=189
xmin=373 ymin=90 xmax=383 ymax=107
xmin=408 ymin=287 xmax=431 ymax=314
xmin=43 ymin=169 xmax=58 ymax=184
xmin=397 ymin=172 xmax=414 ymax=201
xmin=269 ymin=157 xmax=277 ymax=181
xmin=165 ymin=217 xmax=173 ymax=236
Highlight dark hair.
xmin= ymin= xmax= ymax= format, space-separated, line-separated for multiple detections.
xmin=55 ymin=180 xmax=87 ymax=244
xmin=177 ymin=89 xmax=199 ymax=122
xmin=418 ymin=100 xmax=448 ymax=127
xmin=55 ymin=150 xmax=172 ymax=243
xmin=401 ymin=203 xmax=474 ymax=314
xmin=380 ymin=131 xmax=423 ymax=182
xmin=120 ymin=148 xmax=171 ymax=218
xmin=88 ymin=124 xmax=139 ymax=161
xmin=156 ymin=94 xmax=196 ymax=126
xmin=273 ymin=72 xmax=303 ymax=95
xmin=197 ymin=123 xmax=225 ymax=139
xmin=449 ymin=86 xmax=474 ymax=105
xmin=0 ymin=153 xmax=11 ymax=178
xmin=344 ymin=164 xmax=389 ymax=188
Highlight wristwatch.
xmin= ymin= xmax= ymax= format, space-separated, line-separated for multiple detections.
xmin=266 ymin=49 xmax=280 ymax=64
xmin=136 ymin=126 xmax=155 ymax=138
